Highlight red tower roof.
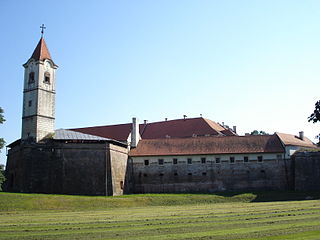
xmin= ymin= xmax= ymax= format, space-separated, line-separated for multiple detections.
xmin=30 ymin=37 xmax=53 ymax=62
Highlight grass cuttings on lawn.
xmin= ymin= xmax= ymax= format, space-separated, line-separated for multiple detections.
xmin=0 ymin=197 xmax=320 ymax=239
xmin=0 ymin=191 xmax=320 ymax=212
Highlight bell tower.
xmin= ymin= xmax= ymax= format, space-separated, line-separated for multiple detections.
xmin=22 ymin=26 xmax=58 ymax=142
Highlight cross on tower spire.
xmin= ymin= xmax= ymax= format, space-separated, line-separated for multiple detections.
xmin=40 ymin=24 xmax=46 ymax=37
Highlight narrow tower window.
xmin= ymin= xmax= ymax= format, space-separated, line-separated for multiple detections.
xmin=44 ymin=72 xmax=50 ymax=84
xmin=28 ymin=72 xmax=35 ymax=83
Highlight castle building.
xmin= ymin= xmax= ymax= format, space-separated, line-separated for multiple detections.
xmin=4 ymin=35 xmax=318 ymax=195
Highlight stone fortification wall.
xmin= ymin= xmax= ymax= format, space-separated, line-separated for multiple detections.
xmin=5 ymin=141 xmax=129 ymax=196
xmin=56 ymin=142 xmax=107 ymax=195
xmin=131 ymin=154 xmax=293 ymax=193
xmin=108 ymin=144 xmax=129 ymax=195
xmin=5 ymin=142 xmax=62 ymax=193
xmin=294 ymin=151 xmax=320 ymax=191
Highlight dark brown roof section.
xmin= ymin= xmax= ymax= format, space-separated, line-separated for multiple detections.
xmin=129 ymin=134 xmax=285 ymax=157
xmin=71 ymin=117 xmax=234 ymax=142
xmin=71 ymin=123 xmax=132 ymax=142
xmin=30 ymin=37 xmax=53 ymax=62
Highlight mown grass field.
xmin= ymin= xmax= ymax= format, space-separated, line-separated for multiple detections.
xmin=0 ymin=192 xmax=320 ymax=239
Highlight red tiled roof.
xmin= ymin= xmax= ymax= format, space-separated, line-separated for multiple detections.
xmin=71 ymin=117 xmax=232 ymax=142
xmin=276 ymin=132 xmax=317 ymax=148
xmin=221 ymin=129 xmax=236 ymax=136
xmin=140 ymin=118 xmax=223 ymax=139
xmin=71 ymin=123 xmax=132 ymax=142
xmin=129 ymin=134 xmax=285 ymax=157
xmin=30 ymin=37 xmax=53 ymax=62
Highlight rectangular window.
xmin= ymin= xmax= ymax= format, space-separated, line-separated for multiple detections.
xmin=244 ymin=156 xmax=249 ymax=162
xmin=28 ymin=72 xmax=35 ymax=84
xmin=158 ymin=159 xmax=164 ymax=165
xmin=144 ymin=159 xmax=149 ymax=166
xmin=28 ymin=100 xmax=32 ymax=107
xmin=187 ymin=158 xmax=192 ymax=164
xmin=201 ymin=157 xmax=206 ymax=164
xmin=258 ymin=156 xmax=263 ymax=162
xmin=230 ymin=157 xmax=235 ymax=163
xmin=173 ymin=158 xmax=178 ymax=164
xmin=215 ymin=157 xmax=221 ymax=163
xmin=44 ymin=72 xmax=51 ymax=84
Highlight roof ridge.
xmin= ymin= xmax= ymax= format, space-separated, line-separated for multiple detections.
xmin=70 ymin=122 xmax=131 ymax=130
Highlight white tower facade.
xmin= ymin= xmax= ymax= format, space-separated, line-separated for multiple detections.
xmin=22 ymin=37 xmax=58 ymax=142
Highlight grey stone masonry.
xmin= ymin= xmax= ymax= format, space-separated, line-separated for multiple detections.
xmin=293 ymin=151 xmax=320 ymax=191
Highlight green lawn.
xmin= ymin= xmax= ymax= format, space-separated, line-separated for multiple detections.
xmin=0 ymin=192 xmax=320 ymax=239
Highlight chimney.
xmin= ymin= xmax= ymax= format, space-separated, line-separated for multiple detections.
xmin=165 ymin=118 xmax=168 ymax=121
xmin=183 ymin=115 xmax=187 ymax=120
xmin=299 ymin=131 xmax=304 ymax=140
xmin=131 ymin=117 xmax=140 ymax=148
xmin=144 ymin=120 xmax=148 ymax=124
xmin=233 ymin=126 xmax=237 ymax=133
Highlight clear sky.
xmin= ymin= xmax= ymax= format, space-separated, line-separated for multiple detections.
xmin=0 ymin=1 xmax=319 ymax=165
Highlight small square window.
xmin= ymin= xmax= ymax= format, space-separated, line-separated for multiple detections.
xmin=187 ymin=158 xmax=192 ymax=164
xmin=144 ymin=159 xmax=149 ymax=166
xmin=159 ymin=173 xmax=164 ymax=177
xmin=174 ymin=172 xmax=178 ymax=176
xmin=230 ymin=157 xmax=235 ymax=163
xmin=202 ymin=172 xmax=207 ymax=176
xmin=244 ymin=156 xmax=249 ymax=162
xmin=215 ymin=157 xmax=221 ymax=164
xmin=201 ymin=157 xmax=206 ymax=164
xmin=258 ymin=156 xmax=263 ymax=162
xmin=188 ymin=173 xmax=192 ymax=176
xmin=143 ymin=173 xmax=148 ymax=177
xmin=158 ymin=159 xmax=164 ymax=165
xmin=173 ymin=158 xmax=178 ymax=164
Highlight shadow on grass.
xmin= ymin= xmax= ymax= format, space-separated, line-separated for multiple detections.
xmin=214 ymin=190 xmax=320 ymax=202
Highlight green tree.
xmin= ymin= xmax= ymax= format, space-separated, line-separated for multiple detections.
xmin=0 ymin=107 xmax=5 ymax=151
xmin=308 ymin=100 xmax=320 ymax=145
xmin=0 ymin=164 xmax=5 ymax=191
xmin=308 ymin=100 xmax=320 ymax=123
xmin=250 ymin=130 xmax=268 ymax=135
xmin=0 ymin=107 xmax=5 ymax=191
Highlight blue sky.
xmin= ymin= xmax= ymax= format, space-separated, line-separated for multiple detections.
xmin=1 ymin=1 xmax=319 ymax=165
